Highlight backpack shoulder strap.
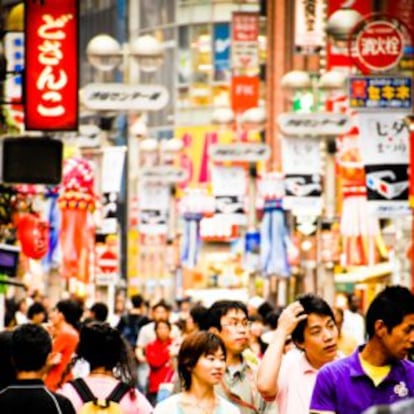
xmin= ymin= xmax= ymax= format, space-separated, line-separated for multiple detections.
xmin=70 ymin=378 xmax=96 ymax=403
xmin=106 ymin=381 xmax=131 ymax=403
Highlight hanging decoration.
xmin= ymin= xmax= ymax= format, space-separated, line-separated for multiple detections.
xmin=258 ymin=173 xmax=291 ymax=277
xmin=179 ymin=188 xmax=215 ymax=269
xmin=17 ymin=213 xmax=49 ymax=260
xmin=58 ymin=157 xmax=96 ymax=281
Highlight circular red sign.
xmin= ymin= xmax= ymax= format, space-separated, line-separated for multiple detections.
xmin=355 ymin=20 xmax=404 ymax=72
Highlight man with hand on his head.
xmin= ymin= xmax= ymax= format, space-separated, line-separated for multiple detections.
xmin=257 ymin=294 xmax=339 ymax=414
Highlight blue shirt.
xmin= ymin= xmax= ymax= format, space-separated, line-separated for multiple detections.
xmin=310 ymin=346 xmax=414 ymax=414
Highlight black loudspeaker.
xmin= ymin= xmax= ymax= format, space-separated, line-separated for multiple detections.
xmin=1 ymin=137 xmax=63 ymax=185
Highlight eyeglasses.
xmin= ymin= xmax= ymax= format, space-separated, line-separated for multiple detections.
xmin=222 ymin=319 xmax=252 ymax=330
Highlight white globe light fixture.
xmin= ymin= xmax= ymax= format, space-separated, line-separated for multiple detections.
xmin=86 ymin=34 xmax=122 ymax=71
xmin=211 ymin=107 xmax=235 ymax=125
xmin=281 ymin=70 xmax=312 ymax=91
xmin=318 ymin=70 xmax=347 ymax=91
xmin=130 ymin=34 xmax=164 ymax=73
xmin=326 ymin=9 xmax=362 ymax=42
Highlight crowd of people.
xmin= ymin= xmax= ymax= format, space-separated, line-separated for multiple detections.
xmin=0 ymin=285 xmax=413 ymax=414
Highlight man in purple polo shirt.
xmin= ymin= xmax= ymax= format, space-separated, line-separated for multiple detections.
xmin=310 ymin=286 xmax=414 ymax=414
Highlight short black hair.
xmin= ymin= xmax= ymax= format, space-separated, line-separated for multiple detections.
xmin=12 ymin=324 xmax=52 ymax=372
xmin=190 ymin=305 xmax=209 ymax=331
xmin=264 ymin=308 xmax=284 ymax=330
xmin=152 ymin=299 xmax=171 ymax=312
xmin=207 ymin=300 xmax=248 ymax=331
xmin=131 ymin=294 xmax=144 ymax=309
xmin=291 ymin=294 xmax=336 ymax=345
xmin=56 ymin=299 xmax=83 ymax=328
xmin=90 ymin=302 xmax=108 ymax=322
xmin=366 ymin=286 xmax=414 ymax=339
xmin=27 ymin=302 xmax=46 ymax=320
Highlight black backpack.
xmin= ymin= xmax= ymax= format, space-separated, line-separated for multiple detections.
xmin=118 ymin=314 xmax=149 ymax=347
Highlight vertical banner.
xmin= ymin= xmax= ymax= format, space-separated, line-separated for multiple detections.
xmin=231 ymin=76 xmax=260 ymax=113
xmin=231 ymin=12 xmax=259 ymax=76
xmin=25 ymin=0 xmax=79 ymax=130
xmin=211 ymin=166 xmax=247 ymax=225
xmin=213 ymin=23 xmax=231 ymax=82
xmin=359 ymin=113 xmax=410 ymax=216
xmin=281 ymin=136 xmax=322 ymax=214
xmin=294 ymin=0 xmax=325 ymax=54
xmin=326 ymin=0 xmax=371 ymax=70
xmin=4 ymin=32 xmax=25 ymax=130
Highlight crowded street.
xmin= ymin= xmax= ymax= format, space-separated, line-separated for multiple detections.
xmin=0 ymin=0 xmax=413 ymax=413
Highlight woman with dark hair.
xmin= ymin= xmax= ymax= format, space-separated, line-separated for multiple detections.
xmin=154 ymin=331 xmax=240 ymax=414
xmin=58 ymin=322 xmax=153 ymax=413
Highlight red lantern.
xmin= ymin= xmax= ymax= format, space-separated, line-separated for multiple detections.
xmin=17 ymin=214 xmax=49 ymax=259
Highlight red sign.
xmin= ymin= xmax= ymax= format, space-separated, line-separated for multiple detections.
xmin=98 ymin=250 xmax=118 ymax=273
xmin=25 ymin=0 xmax=79 ymax=131
xmin=353 ymin=20 xmax=405 ymax=73
xmin=326 ymin=1 xmax=372 ymax=71
xmin=231 ymin=76 xmax=259 ymax=113
xmin=232 ymin=12 xmax=259 ymax=42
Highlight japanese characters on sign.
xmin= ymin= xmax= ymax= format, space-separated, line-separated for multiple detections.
xmin=358 ymin=113 xmax=410 ymax=216
xmin=327 ymin=0 xmax=372 ymax=71
xmin=209 ymin=143 xmax=270 ymax=162
xmin=351 ymin=17 xmax=405 ymax=74
xmin=231 ymin=12 xmax=259 ymax=75
xmin=25 ymin=0 xmax=79 ymax=131
xmin=231 ymin=75 xmax=259 ymax=113
xmin=281 ymin=136 xmax=322 ymax=214
xmin=82 ymin=83 xmax=170 ymax=112
xmin=349 ymin=76 xmax=412 ymax=110
xmin=139 ymin=166 xmax=188 ymax=184
xmin=294 ymin=0 xmax=325 ymax=54
xmin=278 ymin=113 xmax=351 ymax=136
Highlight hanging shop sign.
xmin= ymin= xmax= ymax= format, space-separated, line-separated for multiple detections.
xmin=349 ymin=15 xmax=407 ymax=74
xmin=231 ymin=75 xmax=260 ymax=113
xmin=82 ymin=83 xmax=169 ymax=111
xmin=213 ymin=23 xmax=231 ymax=82
xmin=138 ymin=181 xmax=170 ymax=235
xmin=281 ymin=136 xmax=322 ymax=214
xmin=326 ymin=0 xmax=371 ymax=71
xmin=209 ymin=143 xmax=270 ymax=162
xmin=278 ymin=113 xmax=351 ymax=137
xmin=25 ymin=0 xmax=79 ymax=131
xmin=231 ymin=12 xmax=259 ymax=75
xmin=359 ymin=112 xmax=410 ymax=216
xmin=3 ymin=32 xmax=24 ymax=130
xmin=139 ymin=166 xmax=188 ymax=183
xmin=349 ymin=76 xmax=412 ymax=110
xmin=294 ymin=0 xmax=325 ymax=54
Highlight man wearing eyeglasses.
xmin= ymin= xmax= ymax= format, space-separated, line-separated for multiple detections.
xmin=208 ymin=300 xmax=277 ymax=414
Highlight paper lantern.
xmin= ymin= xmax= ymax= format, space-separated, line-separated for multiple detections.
xmin=17 ymin=213 xmax=49 ymax=259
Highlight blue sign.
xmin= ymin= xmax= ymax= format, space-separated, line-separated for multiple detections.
xmin=213 ymin=23 xmax=230 ymax=82
xmin=349 ymin=76 xmax=412 ymax=110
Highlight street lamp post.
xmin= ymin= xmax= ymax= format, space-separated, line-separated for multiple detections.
xmin=280 ymin=69 xmax=347 ymax=303
xmin=85 ymin=33 xmax=164 ymax=293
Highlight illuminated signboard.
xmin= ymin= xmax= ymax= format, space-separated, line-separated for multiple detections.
xmin=25 ymin=0 xmax=79 ymax=131
xmin=349 ymin=76 xmax=412 ymax=110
